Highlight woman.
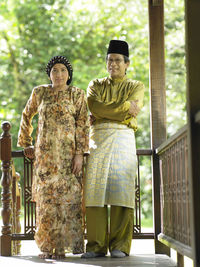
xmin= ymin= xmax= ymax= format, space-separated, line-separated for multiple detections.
xmin=17 ymin=56 xmax=89 ymax=259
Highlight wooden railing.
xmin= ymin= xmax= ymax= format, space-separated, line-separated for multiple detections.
xmin=134 ymin=149 xmax=153 ymax=239
xmin=0 ymin=122 xmax=23 ymax=255
xmin=0 ymin=121 xmax=154 ymax=256
xmin=11 ymin=151 xmax=36 ymax=240
xmin=156 ymin=125 xmax=192 ymax=265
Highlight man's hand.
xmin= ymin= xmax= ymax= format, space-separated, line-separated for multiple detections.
xmin=129 ymin=100 xmax=140 ymax=118
xmin=24 ymin=146 xmax=35 ymax=159
xmin=72 ymin=154 xmax=83 ymax=175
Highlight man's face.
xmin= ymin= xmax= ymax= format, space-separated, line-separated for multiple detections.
xmin=107 ymin=53 xmax=129 ymax=79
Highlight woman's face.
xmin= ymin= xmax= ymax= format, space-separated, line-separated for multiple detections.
xmin=50 ymin=63 xmax=69 ymax=87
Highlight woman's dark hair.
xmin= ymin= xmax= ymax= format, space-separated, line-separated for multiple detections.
xmin=46 ymin=55 xmax=73 ymax=85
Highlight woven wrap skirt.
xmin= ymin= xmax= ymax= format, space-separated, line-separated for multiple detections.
xmin=85 ymin=122 xmax=137 ymax=209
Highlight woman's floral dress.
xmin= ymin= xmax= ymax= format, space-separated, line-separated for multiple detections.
xmin=17 ymin=84 xmax=89 ymax=254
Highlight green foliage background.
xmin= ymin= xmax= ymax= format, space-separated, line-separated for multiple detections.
xmin=0 ymin=0 xmax=186 ymax=224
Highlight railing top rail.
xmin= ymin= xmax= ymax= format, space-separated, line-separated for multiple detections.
xmin=156 ymin=124 xmax=187 ymax=155
xmin=11 ymin=150 xmax=24 ymax=158
xmin=136 ymin=149 xmax=152 ymax=156
xmin=11 ymin=149 xmax=153 ymax=158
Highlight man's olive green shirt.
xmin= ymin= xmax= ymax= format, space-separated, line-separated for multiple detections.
xmin=87 ymin=76 xmax=144 ymax=131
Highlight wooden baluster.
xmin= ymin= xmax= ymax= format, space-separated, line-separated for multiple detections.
xmin=12 ymin=169 xmax=16 ymax=255
xmin=0 ymin=121 xmax=12 ymax=256
xmin=177 ymin=252 xmax=184 ymax=267
xmin=15 ymin=171 xmax=21 ymax=255
xmin=11 ymin=164 xmax=21 ymax=255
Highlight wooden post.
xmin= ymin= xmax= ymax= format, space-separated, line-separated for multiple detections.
xmin=148 ymin=0 xmax=170 ymax=255
xmin=0 ymin=121 xmax=12 ymax=256
xmin=177 ymin=252 xmax=184 ymax=267
xmin=185 ymin=0 xmax=200 ymax=266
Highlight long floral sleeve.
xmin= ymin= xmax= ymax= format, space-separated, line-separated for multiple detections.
xmin=75 ymin=90 xmax=90 ymax=154
xmin=17 ymin=88 xmax=39 ymax=148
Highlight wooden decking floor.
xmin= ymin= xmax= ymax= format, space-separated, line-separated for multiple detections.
xmin=0 ymin=254 xmax=177 ymax=267
xmin=0 ymin=240 xmax=178 ymax=267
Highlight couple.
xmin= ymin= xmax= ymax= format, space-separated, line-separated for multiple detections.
xmin=17 ymin=40 xmax=144 ymax=259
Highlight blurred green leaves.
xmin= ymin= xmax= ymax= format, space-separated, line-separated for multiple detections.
xmin=0 ymin=0 xmax=186 ymax=220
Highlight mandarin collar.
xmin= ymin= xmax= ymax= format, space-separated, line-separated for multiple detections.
xmin=108 ymin=75 xmax=127 ymax=84
xmin=49 ymin=84 xmax=69 ymax=93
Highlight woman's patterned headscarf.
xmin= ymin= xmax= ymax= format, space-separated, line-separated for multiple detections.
xmin=46 ymin=55 xmax=73 ymax=85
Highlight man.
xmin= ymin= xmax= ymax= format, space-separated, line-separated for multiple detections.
xmin=82 ymin=40 xmax=144 ymax=258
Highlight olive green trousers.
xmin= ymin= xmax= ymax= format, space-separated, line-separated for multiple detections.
xmin=85 ymin=205 xmax=134 ymax=255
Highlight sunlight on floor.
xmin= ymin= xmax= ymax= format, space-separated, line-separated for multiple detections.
xmin=0 ymin=238 xmax=193 ymax=266
xmin=20 ymin=239 xmax=155 ymax=256
xmin=20 ymin=239 xmax=194 ymax=267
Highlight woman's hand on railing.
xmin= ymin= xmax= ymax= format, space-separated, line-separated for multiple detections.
xmin=24 ymin=146 xmax=35 ymax=159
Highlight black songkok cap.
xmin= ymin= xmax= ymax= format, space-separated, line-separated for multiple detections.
xmin=107 ymin=40 xmax=129 ymax=57
xmin=46 ymin=55 xmax=73 ymax=85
